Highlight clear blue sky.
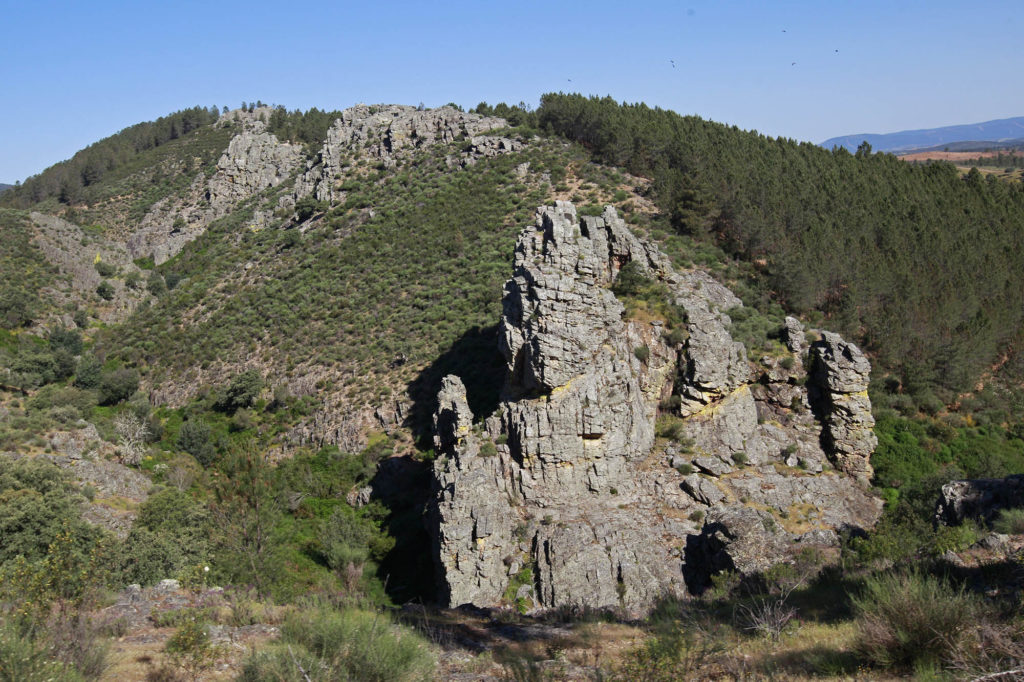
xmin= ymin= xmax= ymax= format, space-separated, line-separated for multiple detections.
xmin=2 ymin=0 xmax=1022 ymax=182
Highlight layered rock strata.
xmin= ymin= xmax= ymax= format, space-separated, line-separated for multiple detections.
xmin=430 ymin=202 xmax=881 ymax=615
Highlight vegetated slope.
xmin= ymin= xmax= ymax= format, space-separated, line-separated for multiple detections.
xmin=0 ymin=107 xmax=222 ymax=210
xmin=0 ymin=209 xmax=60 ymax=328
xmin=97 ymin=136 xmax=588 ymax=443
xmin=532 ymin=94 xmax=1024 ymax=402
xmin=0 ymin=183 xmax=12 ymax=194
xmin=821 ymin=115 xmax=1024 ymax=153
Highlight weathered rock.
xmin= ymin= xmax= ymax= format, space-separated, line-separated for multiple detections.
xmin=434 ymin=376 xmax=474 ymax=456
xmin=935 ymin=474 xmax=1024 ymax=526
xmin=694 ymin=505 xmax=790 ymax=576
xmin=782 ymin=316 xmax=806 ymax=355
xmin=430 ymin=202 xmax=882 ymax=615
xmin=692 ymin=456 xmax=732 ymax=477
xmin=207 ymin=129 xmax=303 ymax=212
xmin=682 ymin=475 xmax=727 ymax=506
xmin=809 ymin=332 xmax=876 ymax=481
xmin=295 ymin=105 xmax=507 ymax=202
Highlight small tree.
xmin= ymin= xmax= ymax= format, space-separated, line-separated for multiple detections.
xmin=114 ymin=411 xmax=150 ymax=466
xmin=217 ymin=369 xmax=263 ymax=413
xmin=96 ymin=280 xmax=115 ymax=301
xmin=178 ymin=419 xmax=215 ymax=466
xmin=98 ymin=368 xmax=139 ymax=405
xmin=210 ymin=439 xmax=282 ymax=597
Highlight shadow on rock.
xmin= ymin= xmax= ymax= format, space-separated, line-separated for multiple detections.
xmin=406 ymin=324 xmax=505 ymax=449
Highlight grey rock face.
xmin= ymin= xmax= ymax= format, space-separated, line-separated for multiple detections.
xmin=782 ymin=316 xmax=806 ymax=355
xmin=935 ymin=474 xmax=1024 ymax=526
xmin=207 ymin=128 xmax=303 ymax=211
xmin=809 ymin=332 xmax=876 ymax=481
xmin=128 ymin=119 xmax=303 ymax=265
xmin=695 ymin=505 xmax=790 ymax=576
xmin=430 ymin=202 xmax=881 ymax=615
xmin=295 ymin=105 xmax=507 ymax=202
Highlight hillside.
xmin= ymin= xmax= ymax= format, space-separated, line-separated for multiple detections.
xmin=0 ymin=99 xmax=1022 ymax=680
xmin=822 ymin=115 xmax=1024 ymax=153
xmin=0 ymin=183 xmax=12 ymax=193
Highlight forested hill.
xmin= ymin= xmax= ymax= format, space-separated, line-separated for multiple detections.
xmin=0 ymin=106 xmax=220 ymax=206
xmin=522 ymin=94 xmax=1024 ymax=401
xmin=0 ymin=184 xmax=12 ymax=194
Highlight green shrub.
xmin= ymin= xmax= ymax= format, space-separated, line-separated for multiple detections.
xmin=98 ymin=368 xmax=139 ymax=405
xmin=94 ymin=261 xmax=116 ymax=278
xmin=73 ymin=355 xmax=102 ymax=389
xmin=993 ymin=507 xmax=1024 ymax=534
xmin=177 ymin=419 xmax=215 ymax=466
xmin=239 ymin=606 xmax=434 ymax=682
xmin=655 ymin=415 xmax=685 ymax=441
xmin=634 ymin=345 xmax=650 ymax=363
xmin=852 ymin=570 xmax=976 ymax=670
xmin=0 ymin=625 xmax=83 ymax=682
xmin=216 ymin=369 xmax=263 ymax=413
xmin=96 ymin=280 xmax=114 ymax=301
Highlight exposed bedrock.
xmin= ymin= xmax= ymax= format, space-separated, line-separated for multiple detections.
xmin=430 ymin=202 xmax=881 ymax=615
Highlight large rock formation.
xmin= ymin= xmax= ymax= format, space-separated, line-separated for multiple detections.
xmin=295 ymin=105 xmax=507 ymax=202
xmin=430 ymin=202 xmax=881 ymax=615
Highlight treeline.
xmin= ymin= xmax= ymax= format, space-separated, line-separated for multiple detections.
xmin=524 ymin=94 xmax=1024 ymax=398
xmin=958 ymin=150 xmax=1024 ymax=169
xmin=266 ymin=106 xmax=345 ymax=148
xmin=1 ymin=106 xmax=220 ymax=207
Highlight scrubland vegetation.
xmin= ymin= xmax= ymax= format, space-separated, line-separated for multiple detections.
xmin=0 ymin=98 xmax=1021 ymax=679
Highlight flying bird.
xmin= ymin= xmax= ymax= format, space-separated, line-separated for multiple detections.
xmin=670 ymin=59 xmax=676 ymax=68
xmin=791 ymin=62 xmax=797 ymax=66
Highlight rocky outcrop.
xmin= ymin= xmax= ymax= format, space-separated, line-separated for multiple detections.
xmin=207 ymin=128 xmax=303 ymax=211
xmin=429 ymin=202 xmax=882 ymax=616
xmin=808 ymin=332 xmax=876 ymax=481
xmin=295 ymin=105 xmax=507 ymax=202
xmin=128 ymin=115 xmax=303 ymax=264
xmin=935 ymin=474 xmax=1024 ymax=526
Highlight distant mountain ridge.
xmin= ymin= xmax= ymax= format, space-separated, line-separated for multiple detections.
xmin=0 ymin=184 xmax=12 ymax=194
xmin=821 ymin=116 xmax=1024 ymax=153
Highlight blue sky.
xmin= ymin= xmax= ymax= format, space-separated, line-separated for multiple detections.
xmin=2 ymin=0 xmax=1022 ymax=182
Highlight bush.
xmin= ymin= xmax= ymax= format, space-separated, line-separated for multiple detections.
xmin=216 ymin=369 xmax=263 ymax=413
xmin=0 ymin=625 xmax=80 ymax=682
xmin=96 ymin=280 xmax=114 ymax=301
xmin=993 ymin=507 xmax=1024 ymax=534
xmin=634 ymin=345 xmax=650 ymax=363
xmin=98 ymin=368 xmax=139 ymax=405
xmin=177 ymin=419 xmax=215 ymax=466
xmin=239 ymin=606 xmax=434 ymax=682
xmin=852 ymin=570 xmax=976 ymax=670
xmin=94 ymin=261 xmax=115 ymax=278
xmin=73 ymin=355 xmax=102 ymax=389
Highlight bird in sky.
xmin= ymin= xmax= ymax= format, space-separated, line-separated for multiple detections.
xmin=670 ymin=59 xmax=676 ymax=68
xmin=791 ymin=61 xmax=797 ymax=66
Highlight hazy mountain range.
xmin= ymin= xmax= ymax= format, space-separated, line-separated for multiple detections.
xmin=822 ymin=115 xmax=1024 ymax=153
